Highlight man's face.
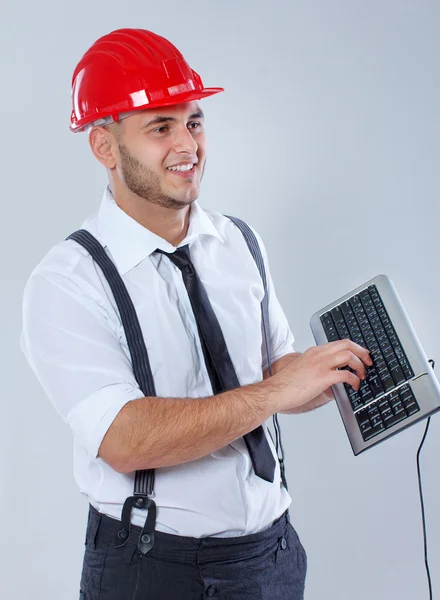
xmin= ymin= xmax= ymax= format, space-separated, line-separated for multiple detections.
xmin=114 ymin=101 xmax=207 ymax=210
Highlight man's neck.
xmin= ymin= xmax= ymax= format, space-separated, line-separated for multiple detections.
xmin=109 ymin=185 xmax=192 ymax=247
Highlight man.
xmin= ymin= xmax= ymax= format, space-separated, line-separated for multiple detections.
xmin=20 ymin=28 xmax=371 ymax=599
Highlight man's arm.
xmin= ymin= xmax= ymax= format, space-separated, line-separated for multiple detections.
xmin=263 ymin=352 xmax=335 ymax=414
xmin=103 ymin=351 xmax=336 ymax=474
xmin=99 ymin=377 xmax=281 ymax=474
xmin=23 ymin=271 xmax=368 ymax=479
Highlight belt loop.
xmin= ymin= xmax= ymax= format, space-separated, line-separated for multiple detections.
xmin=90 ymin=509 xmax=101 ymax=551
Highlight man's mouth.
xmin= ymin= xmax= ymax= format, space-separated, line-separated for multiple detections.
xmin=167 ymin=163 xmax=195 ymax=173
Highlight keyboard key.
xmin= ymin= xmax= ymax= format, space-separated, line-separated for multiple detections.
xmin=359 ymin=381 xmax=374 ymax=403
xmin=336 ymin=324 xmax=350 ymax=340
xmin=380 ymin=406 xmax=393 ymax=420
xmin=375 ymin=356 xmax=388 ymax=371
xmin=357 ymin=315 xmax=369 ymax=329
xmin=350 ymin=295 xmax=362 ymax=308
xmin=378 ymin=398 xmax=391 ymax=411
xmin=405 ymin=402 xmax=420 ymax=416
xmin=370 ymin=316 xmax=381 ymax=329
xmin=388 ymin=333 xmax=399 ymax=345
xmin=360 ymin=423 xmax=374 ymax=438
xmin=364 ymin=421 xmax=386 ymax=441
xmin=367 ymin=405 xmax=380 ymax=419
xmin=383 ymin=410 xmax=407 ymax=429
xmin=325 ymin=324 xmax=337 ymax=337
xmin=398 ymin=386 xmax=412 ymax=403
xmin=399 ymin=386 xmax=420 ymax=416
xmin=356 ymin=409 xmax=370 ymax=427
xmin=340 ymin=301 xmax=354 ymax=318
xmin=368 ymin=371 xmax=385 ymax=398
xmin=370 ymin=414 xmax=383 ymax=428
xmin=384 ymin=323 xmax=395 ymax=336
xmin=330 ymin=305 xmax=344 ymax=325
xmin=377 ymin=333 xmax=389 ymax=347
xmin=364 ymin=331 xmax=376 ymax=346
xmin=362 ymin=296 xmax=374 ymax=307
xmin=321 ymin=313 xmax=340 ymax=341
xmin=402 ymin=366 xmax=414 ymax=380
xmin=355 ymin=409 xmax=374 ymax=439
xmin=346 ymin=385 xmax=364 ymax=410
xmin=388 ymin=391 xmax=401 ymax=409
xmin=369 ymin=343 xmax=381 ymax=358
xmin=379 ymin=371 xmax=395 ymax=393
xmin=390 ymin=364 xmax=406 ymax=386
xmin=382 ymin=345 xmax=395 ymax=359
xmin=322 ymin=314 xmax=333 ymax=327
xmin=349 ymin=324 xmax=362 ymax=337
xmin=352 ymin=398 xmax=364 ymax=410
xmin=365 ymin=307 xmax=377 ymax=319
xmin=354 ymin=336 xmax=367 ymax=349
xmin=392 ymin=400 xmax=406 ymax=415
xmin=355 ymin=408 xmax=384 ymax=441
xmin=393 ymin=349 xmax=414 ymax=379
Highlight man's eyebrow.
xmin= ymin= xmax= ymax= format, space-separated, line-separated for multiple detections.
xmin=189 ymin=110 xmax=204 ymax=120
xmin=142 ymin=110 xmax=205 ymax=129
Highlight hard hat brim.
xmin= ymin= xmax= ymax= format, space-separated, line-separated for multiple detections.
xmin=70 ymin=87 xmax=224 ymax=133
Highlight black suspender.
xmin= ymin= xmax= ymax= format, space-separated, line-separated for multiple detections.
xmin=224 ymin=216 xmax=287 ymax=490
xmin=66 ymin=215 xmax=288 ymax=556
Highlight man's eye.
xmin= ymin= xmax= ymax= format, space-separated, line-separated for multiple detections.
xmin=188 ymin=122 xmax=201 ymax=129
xmin=153 ymin=126 xmax=169 ymax=134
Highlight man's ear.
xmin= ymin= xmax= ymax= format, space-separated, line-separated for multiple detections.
xmin=88 ymin=126 xmax=119 ymax=169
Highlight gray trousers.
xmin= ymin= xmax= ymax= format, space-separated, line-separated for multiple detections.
xmin=80 ymin=504 xmax=307 ymax=599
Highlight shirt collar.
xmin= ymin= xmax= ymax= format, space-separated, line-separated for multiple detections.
xmin=97 ymin=186 xmax=224 ymax=275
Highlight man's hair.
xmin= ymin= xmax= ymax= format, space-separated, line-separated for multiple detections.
xmin=104 ymin=121 xmax=123 ymax=140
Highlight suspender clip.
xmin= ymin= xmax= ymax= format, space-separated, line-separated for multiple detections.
xmin=115 ymin=494 xmax=157 ymax=556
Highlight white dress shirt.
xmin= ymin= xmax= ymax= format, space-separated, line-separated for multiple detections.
xmin=20 ymin=186 xmax=294 ymax=538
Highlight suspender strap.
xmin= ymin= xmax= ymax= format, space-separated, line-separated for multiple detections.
xmin=66 ymin=231 xmax=156 ymax=398
xmin=224 ymin=216 xmax=288 ymax=490
xmin=66 ymin=230 xmax=156 ymax=553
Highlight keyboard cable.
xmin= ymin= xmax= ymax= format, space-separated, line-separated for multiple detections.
xmin=418 ymin=358 xmax=435 ymax=600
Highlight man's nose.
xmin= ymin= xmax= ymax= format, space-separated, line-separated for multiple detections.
xmin=173 ymin=126 xmax=198 ymax=154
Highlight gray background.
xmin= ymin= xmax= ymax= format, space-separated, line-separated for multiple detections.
xmin=3 ymin=0 xmax=439 ymax=598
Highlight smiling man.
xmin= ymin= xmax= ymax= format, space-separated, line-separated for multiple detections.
xmin=20 ymin=28 xmax=371 ymax=600
xmin=94 ymin=102 xmax=207 ymax=246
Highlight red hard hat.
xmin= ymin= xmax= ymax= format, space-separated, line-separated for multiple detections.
xmin=70 ymin=28 xmax=224 ymax=133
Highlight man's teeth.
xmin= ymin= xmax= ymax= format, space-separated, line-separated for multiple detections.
xmin=167 ymin=164 xmax=194 ymax=172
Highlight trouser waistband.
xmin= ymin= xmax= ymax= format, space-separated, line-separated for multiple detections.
xmin=86 ymin=503 xmax=291 ymax=564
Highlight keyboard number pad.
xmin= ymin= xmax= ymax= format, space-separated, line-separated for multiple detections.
xmin=355 ymin=384 xmax=420 ymax=442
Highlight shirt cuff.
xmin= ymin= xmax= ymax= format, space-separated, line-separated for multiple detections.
xmin=66 ymin=383 xmax=145 ymax=459
xmin=262 ymin=339 xmax=295 ymax=373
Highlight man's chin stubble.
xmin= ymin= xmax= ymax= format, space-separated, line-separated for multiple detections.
xmin=140 ymin=185 xmax=199 ymax=210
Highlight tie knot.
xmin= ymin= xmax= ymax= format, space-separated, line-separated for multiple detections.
xmin=156 ymin=245 xmax=194 ymax=275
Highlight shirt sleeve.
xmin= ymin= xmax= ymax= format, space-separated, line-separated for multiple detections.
xmin=249 ymin=227 xmax=296 ymax=372
xmin=20 ymin=271 xmax=145 ymax=459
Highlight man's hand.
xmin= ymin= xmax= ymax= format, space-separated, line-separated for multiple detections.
xmin=263 ymin=352 xmax=335 ymax=414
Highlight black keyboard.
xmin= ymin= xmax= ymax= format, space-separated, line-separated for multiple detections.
xmin=320 ymin=285 xmax=420 ymax=442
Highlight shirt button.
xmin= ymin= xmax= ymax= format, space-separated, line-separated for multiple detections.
xmin=280 ymin=537 xmax=287 ymax=550
xmin=206 ymin=586 xmax=216 ymax=597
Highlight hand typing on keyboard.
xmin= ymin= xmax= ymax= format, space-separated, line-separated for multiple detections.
xmin=319 ymin=285 xmax=420 ymax=442
xmin=269 ymin=340 xmax=373 ymax=414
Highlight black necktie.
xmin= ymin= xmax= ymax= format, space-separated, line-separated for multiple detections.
xmin=156 ymin=245 xmax=276 ymax=483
